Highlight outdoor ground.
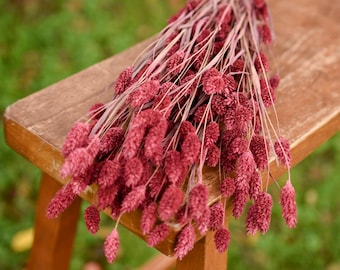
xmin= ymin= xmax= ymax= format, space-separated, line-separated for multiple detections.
xmin=0 ymin=1 xmax=339 ymax=269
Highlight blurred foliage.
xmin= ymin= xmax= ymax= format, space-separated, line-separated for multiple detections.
xmin=0 ymin=0 xmax=339 ymax=269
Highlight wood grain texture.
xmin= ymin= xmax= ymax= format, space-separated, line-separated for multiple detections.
xmin=27 ymin=173 xmax=81 ymax=270
xmin=4 ymin=0 xmax=340 ymax=258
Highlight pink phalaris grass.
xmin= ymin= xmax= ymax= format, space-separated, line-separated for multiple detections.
xmin=165 ymin=150 xmax=184 ymax=184
xmin=84 ymin=205 xmax=100 ymax=234
xmin=274 ymin=136 xmax=292 ymax=168
xmin=141 ymin=202 xmax=158 ymax=234
xmin=146 ymin=223 xmax=170 ymax=247
xmin=46 ymin=183 xmax=77 ymax=219
xmin=158 ymin=185 xmax=184 ymax=222
xmin=104 ymin=229 xmax=120 ymax=263
xmin=209 ymin=201 xmax=225 ymax=231
xmin=206 ymin=144 xmax=221 ymax=167
xmin=188 ymin=183 xmax=209 ymax=219
xmin=62 ymin=122 xmax=90 ymax=157
xmin=249 ymin=170 xmax=262 ymax=200
xmin=220 ymin=177 xmax=236 ymax=198
xmin=214 ymin=227 xmax=231 ymax=253
xmin=124 ymin=157 xmax=144 ymax=187
xmin=97 ymin=184 xmax=119 ymax=211
xmin=280 ymin=181 xmax=297 ymax=228
xmin=114 ymin=66 xmax=133 ymax=94
xmin=246 ymin=191 xmax=273 ymax=235
xmin=195 ymin=206 xmax=211 ymax=235
xmin=121 ymin=185 xmax=146 ymax=213
xmin=98 ymin=159 xmax=121 ymax=188
xmin=174 ymin=223 xmax=196 ymax=260
xmin=50 ymin=0 xmax=297 ymax=263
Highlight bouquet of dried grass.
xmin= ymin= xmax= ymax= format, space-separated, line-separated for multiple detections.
xmin=47 ymin=0 xmax=297 ymax=263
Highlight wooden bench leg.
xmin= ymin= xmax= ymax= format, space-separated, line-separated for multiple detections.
xmin=176 ymin=230 xmax=228 ymax=270
xmin=27 ymin=173 xmax=81 ymax=270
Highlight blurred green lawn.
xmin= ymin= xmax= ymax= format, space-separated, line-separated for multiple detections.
xmin=0 ymin=1 xmax=339 ymax=270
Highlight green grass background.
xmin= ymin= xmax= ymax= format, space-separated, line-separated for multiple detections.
xmin=0 ymin=1 xmax=339 ymax=269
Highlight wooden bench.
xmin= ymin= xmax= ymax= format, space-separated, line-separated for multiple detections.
xmin=4 ymin=0 xmax=340 ymax=269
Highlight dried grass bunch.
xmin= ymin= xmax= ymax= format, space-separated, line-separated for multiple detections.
xmin=47 ymin=0 xmax=297 ymax=263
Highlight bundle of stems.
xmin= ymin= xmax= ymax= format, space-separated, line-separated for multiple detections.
xmin=47 ymin=0 xmax=297 ymax=263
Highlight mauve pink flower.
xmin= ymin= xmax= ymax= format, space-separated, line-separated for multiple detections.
xmin=167 ymin=50 xmax=185 ymax=75
xmin=158 ymin=185 xmax=184 ymax=222
xmin=259 ymin=24 xmax=272 ymax=45
xmin=231 ymin=58 xmax=245 ymax=73
xmin=188 ymin=183 xmax=209 ymax=219
xmin=236 ymin=151 xmax=256 ymax=183
xmin=220 ymin=177 xmax=236 ymax=198
xmin=84 ymin=205 xmax=100 ymax=234
xmin=97 ymin=184 xmax=119 ymax=211
xmin=195 ymin=206 xmax=210 ymax=235
xmin=165 ymin=150 xmax=183 ymax=184
xmin=204 ymin=122 xmax=220 ymax=148
xmin=250 ymin=135 xmax=269 ymax=170
xmin=206 ymin=144 xmax=221 ymax=167
xmin=174 ymin=223 xmax=196 ymax=260
xmin=46 ymin=183 xmax=77 ymax=219
xmin=260 ymin=78 xmax=275 ymax=107
xmin=246 ymin=191 xmax=273 ymax=235
xmin=159 ymin=81 xmax=176 ymax=95
xmin=99 ymin=127 xmax=124 ymax=155
xmin=214 ymin=227 xmax=231 ymax=253
xmin=104 ymin=229 xmax=120 ymax=263
xmin=121 ymin=185 xmax=146 ymax=213
xmin=98 ymin=159 xmax=121 ymax=188
xmin=221 ymin=155 xmax=237 ymax=174
xmin=149 ymin=169 xmax=166 ymax=199
xmin=181 ymin=132 xmax=201 ymax=166
xmin=129 ymin=80 xmax=160 ymax=108
xmin=280 ymin=181 xmax=297 ymax=228
xmin=254 ymin=51 xmax=270 ymax=73
xmin=274 ymin=136 xmax=292 ymax=168
xmin=270 ymin=74 xmax=280 ymax=90
xmin=249 ymin=171 xmax=262 ymax=200
xmin=123 ymin=109 xmax=162 ymax=159
xmin=203 ymin=74 xmax=226 ymax=95
xmin=147 ymin=223 xmax=170 ymax=247
xmin=114 ymin=66 xmax=133 ymax=94
xmin=223 ymin=74 xmax=237 ymax=94
xmin=60 ymin=148 xmax=94 ymax=179
xmin=179 ymin=121 xmax=196 ymax=138
xmin=153 ymin=94 xmax=172 ymax=118
xmin=144 ymin=117 xmax=168 ymax=166
xmin=232 ymin=186 xmax=249 ymax=219
xmin=141 ymin=202 xmax=158 ymax=234
xmin=124 ymin=157 xmax=144 ymax=187
xmin=193 ymin=104 xmax=207 ymax=123
xmin=69 ymin=177 xmax=87 ymax=195
xmin=211 ymin=95 xmax=229 ymax=116
xmin=227 ymin=137 xmax=247 ymax=161
xmin=62 ymin=122 xmax=90 ymax=158
xmin=223 ymin=109 xmax=235 ymax=131
xmin=202 ymin=68 xmax=220 ymax=85
xmin=209 ymin=201 xmax=225 ymax=231
xmin=234 ymin=104 xmax=252 ymax=133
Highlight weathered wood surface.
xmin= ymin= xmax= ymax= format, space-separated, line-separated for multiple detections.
xmin=4 ymin=0 xmax=340 ymax=257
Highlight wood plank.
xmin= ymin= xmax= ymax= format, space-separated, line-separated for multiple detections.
xmin=4 ymin=0 xmax=340 ymax=256
xmin=27 ymin=173 xmax=81 ymax=270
